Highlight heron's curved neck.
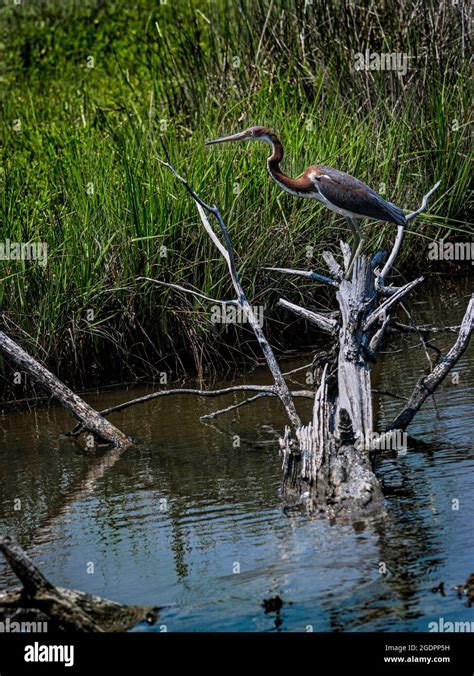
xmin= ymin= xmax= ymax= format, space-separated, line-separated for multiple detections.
xmin=265 ymin=133 xmax=284 ymax=176
xmin=264 ymin=133 xmax=298 ymax=191
xmin=263 ymin=134 xmax=313 ymax=196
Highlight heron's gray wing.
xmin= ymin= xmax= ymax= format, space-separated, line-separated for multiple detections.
xmin=312 ymin=166 xmax=406 ymax=225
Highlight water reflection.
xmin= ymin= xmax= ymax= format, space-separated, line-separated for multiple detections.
xmin=0 ymin=274 xmax=472 ymax=631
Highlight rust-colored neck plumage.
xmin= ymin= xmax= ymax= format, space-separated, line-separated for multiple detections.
xmin=264 ymin=131 xmax=314 ymax=195
xmin=266 ymin=131 xmax=284 ymax=174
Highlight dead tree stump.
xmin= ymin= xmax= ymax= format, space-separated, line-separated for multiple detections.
xmin=279 ymin=251 xmax=386 ymax=515
xmin=279 ymin=245 xmax=472 ymax=516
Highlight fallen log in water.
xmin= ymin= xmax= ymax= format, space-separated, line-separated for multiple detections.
xmin=0 ymin=536 xmax=158 ymax=632
xmin=0 ymin=331 xmax=132 ymax=449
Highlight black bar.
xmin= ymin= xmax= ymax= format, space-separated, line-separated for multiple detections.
xmin=0 ymin=632 xmax=472 ymax=675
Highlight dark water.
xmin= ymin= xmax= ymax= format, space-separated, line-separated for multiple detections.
xmin=0 ymin=275 xmax=472 ymax=632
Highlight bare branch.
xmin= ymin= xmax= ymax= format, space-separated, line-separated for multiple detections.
xmin=368 ymin=312 xmax=391 ymax=354
xmin=196 ymin=203 xmax=230 ymax=261
xmin=376 ymin=282 xmax=406 ymax=296
xmin=282 ymin=362 xmax=313 ymax=376
xmin=264 ymin=266 xmax=337 ymax=286
xmin=380 ymin=180 xmax=441 ymax=280
xmin=200 ymin=392 xmax=271 ymax=420
xmin=340 ymin=241 xmax=352 ymax=270
xmin=379 ymin=225 xmax=405 ymax=283
xmin=159 ymin=159 xmax=302 ymax=429
xmin=322 ymin=251 xmax=343 ymax=280
xmin=364 ymin=277 xmax=424 ymax=330
xmin=66 ymin=385 xmax=313 ymax=438
xmin=200 ymin=387 xmax=315 ymax=420
xmin=157 ymin=159 xmax=230 ymax=260
xmin=405 ymin=180 xmax=442 ymax=223
xmin=372 ymin=389 xmax=408 ymax=402
xmin=387 ymin=295 xmax=473 ymax=431
xmin=137 ymin=277 xmax=238 ymax=306
xmin=388 ymin=321 xmax=462 ymax=336
xmin=278 ymin=298 xmax=338 ymax=335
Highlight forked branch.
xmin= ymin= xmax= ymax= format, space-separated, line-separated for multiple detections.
xmin=278 ymin=298 xmax=338 ymax=335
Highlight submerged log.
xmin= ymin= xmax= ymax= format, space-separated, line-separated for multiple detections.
xmin=0 ymin=536 xmax=158 ymax=632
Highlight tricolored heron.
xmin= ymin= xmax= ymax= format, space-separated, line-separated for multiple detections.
xmin=206 ymin=126 xmax=406 ymax=278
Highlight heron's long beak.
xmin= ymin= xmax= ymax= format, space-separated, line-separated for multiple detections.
xmin=205 ymin=131 xmax=250 ymax=145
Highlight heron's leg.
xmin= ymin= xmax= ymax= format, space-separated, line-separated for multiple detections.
xmin=345 ymin=218 xmax=365 ymax=279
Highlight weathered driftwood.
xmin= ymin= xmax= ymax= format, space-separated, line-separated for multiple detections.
xmin=280 ymin=366 xmax=381 ymax=514
xmin=279 ymin=252 xmax=471 ymax=514
xmin=0 ymin=331 xmax=132 ymax=449
xmin=380 ymin=179 xmax=441 ymax=280
xmin=66 ymin=385 xmax=314 ymax=437
xmin=54 ymin=168 xmax=457 ymax=517
xmin=0 ymin=536 xmax=158 ymax=632
xmin=278 ymin=298 xmax=338 ymax=335
xmin=279 ymin=250 xmax=386 ymax=515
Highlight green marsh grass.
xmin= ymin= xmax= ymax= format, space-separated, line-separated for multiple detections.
xmin=0 ymin=0 xmax=471 ymax=392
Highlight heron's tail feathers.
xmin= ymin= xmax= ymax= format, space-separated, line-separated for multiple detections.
xmin=379 ymin=198 xmax=407 ymax=226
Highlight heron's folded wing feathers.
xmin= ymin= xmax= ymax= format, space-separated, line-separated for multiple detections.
xmin=311 ymin=166 xmax=406 ymax=225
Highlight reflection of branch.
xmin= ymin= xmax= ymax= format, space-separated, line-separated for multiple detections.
xmin=158 ymin=159 xmax=301 ymax=429
xmin=388 ymin=295 xmax=473 ymax=431
xmin=380 ymin=180 xmax=441 ymax=280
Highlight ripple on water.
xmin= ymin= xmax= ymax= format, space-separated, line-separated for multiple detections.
xmin=0 ymin=276 xmax=473 ymax=631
